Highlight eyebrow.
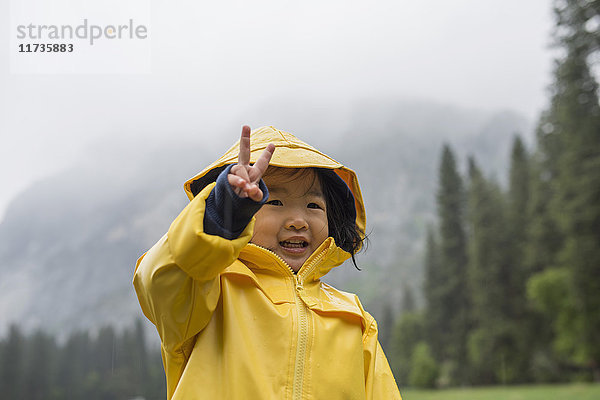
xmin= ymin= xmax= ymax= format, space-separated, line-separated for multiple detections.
xmin=307 ymin=189 xmax=325 ymax=199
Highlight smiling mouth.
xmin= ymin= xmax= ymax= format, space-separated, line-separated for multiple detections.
xmin=279 ymin=240 xmax=308 ymax=249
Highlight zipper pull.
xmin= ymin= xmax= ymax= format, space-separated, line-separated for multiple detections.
xmin=295 ymin=275 xmax=303 ymax=291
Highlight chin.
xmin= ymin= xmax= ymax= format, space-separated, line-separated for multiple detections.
xmin=289 ymin=261 xmax=305 ymax=272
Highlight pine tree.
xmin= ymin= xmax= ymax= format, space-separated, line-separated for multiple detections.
xmin=0 ymin=325 xmax=24 ymax=399
xmin=89 ymin=325 xmax=118 ymax=399
xmin=524 ymin=155 xmax=562 ymax=275
xmin=507 ymin=136 xmax=531 ymax=272
xmin=133 ymin=319 xmax=150 ymax=396
xmin=56 ymin=330 xmax=93 ymax=399
xmin=466 ymin=157 xmax=519 ymax=384
xmin=531 ymin=0 xmax=600 ymax=378
xmin=423 ymin=225 xmax=444 ymax=362
xmin=506 ymin=136 xmax=537 ymax=380
xmin=434 ymin=144 xmax=470 ymax=384
xmin=22 ymin=330 xmax=56 ymax=400
xmin=524 ymin=123 xmax=566 ymax=381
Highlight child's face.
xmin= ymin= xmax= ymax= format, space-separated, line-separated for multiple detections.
xmin=252 ymin=169 xmax=329 ymax=272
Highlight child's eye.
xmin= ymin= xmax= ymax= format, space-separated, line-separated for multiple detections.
xmin=266 ymin=200 xmax=283 ymax=206
xmin=307 ymin=202 xmax=323 ymax=210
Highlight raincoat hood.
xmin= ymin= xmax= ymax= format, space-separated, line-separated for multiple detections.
xmin=183 ymin=125 xmax=366 ymax=243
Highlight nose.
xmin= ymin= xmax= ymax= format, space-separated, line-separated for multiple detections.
xmin=284 ymin=211 xmax=308 ymax=231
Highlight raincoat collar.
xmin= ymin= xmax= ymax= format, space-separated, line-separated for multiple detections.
xmin=238 ymin=237 xmax=350 ymax=283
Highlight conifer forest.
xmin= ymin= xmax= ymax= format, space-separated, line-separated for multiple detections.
xmin=389 ymin=0 xmax=600 ymax=388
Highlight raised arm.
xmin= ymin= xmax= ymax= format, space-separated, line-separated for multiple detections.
xmin=133 ymin=125 xmax=274 ymax=354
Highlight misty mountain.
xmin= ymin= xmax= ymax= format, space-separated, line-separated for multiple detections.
xmin=0 ymin=99 xmax=530 ymax=339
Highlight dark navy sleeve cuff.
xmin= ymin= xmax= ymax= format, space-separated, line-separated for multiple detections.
xmin=203 ymin=165 xmax=269 ymax=239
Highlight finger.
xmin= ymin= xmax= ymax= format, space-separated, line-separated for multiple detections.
xmin=249 ymin=143 xmax=275 ymax=182
xmin=228 ymin=174 xmax=247 ymax=190
xmin=247 ymin=185 xmax=264 ymax=202
xmin=231 ymin=164 xmax=251 ymax=184
xmin=238 ymin=125 xmax=251 ymax=166
xmin=227 ymin=174 xmax=248 ymax=197
xmin=228 ymin=174 xmax=262 ymax=200
xmin=230 ymin=166 xmax=257 ymax=197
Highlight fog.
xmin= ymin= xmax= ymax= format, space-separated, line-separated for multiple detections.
xmin=0 ymin=0 xmax=554 ymax=220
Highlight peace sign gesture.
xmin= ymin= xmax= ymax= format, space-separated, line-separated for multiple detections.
xmin=228 ymin=125 xmax=275 ymax=202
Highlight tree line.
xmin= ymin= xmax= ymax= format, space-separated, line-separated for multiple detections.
xmin=387 ymin=0 xmax=600 ymax=388
xmin=0 ymin=320 xmax=165 ymax=400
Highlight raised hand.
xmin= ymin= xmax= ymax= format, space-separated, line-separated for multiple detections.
xmin=228 ymin=125 xmax=275 ymax=202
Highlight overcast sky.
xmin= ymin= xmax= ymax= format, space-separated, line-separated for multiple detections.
xmin=0 ymin=0 xmax=555 ymax=221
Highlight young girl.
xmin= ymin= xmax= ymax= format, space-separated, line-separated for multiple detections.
xmin=133 ymin=126 xmax=401 ymax=399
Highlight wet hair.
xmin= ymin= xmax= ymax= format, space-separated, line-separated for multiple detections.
xmin=263 ymin=166 xmax=367 ymax=269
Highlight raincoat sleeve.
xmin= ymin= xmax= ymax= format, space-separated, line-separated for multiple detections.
xmin=133 ymin=182 xmax=256 ymax=354
xmin=363 ymin=315 xmax=402 ymax=399
xmin=203 ymin=164 xmax=268 ymax=239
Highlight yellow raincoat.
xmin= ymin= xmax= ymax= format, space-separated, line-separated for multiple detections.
xmin=133 ymin=126 xmax=401 ymax=399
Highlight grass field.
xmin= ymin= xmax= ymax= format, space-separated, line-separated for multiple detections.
xmin=401 ymin=383 xmax=600 ymax=400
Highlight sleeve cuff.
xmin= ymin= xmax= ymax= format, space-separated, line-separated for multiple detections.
xmin=203 ymin=165 xmax=269 ymax=239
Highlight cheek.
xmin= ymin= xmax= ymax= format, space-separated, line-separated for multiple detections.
xmin=253 ymin=209 xmax=266 ymax=229
xmin=253 ymin=210 xmax=278 ymax=238
xmin=313 ymin=215 xmax=329 ymax=238
xmin=251 ymin=211 xmax=266 ymax=240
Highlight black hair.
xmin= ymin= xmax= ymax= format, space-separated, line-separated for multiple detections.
xmin=314 ymin=168 xmax=367 ymax=270
xmin=263 ymin=166 xmax=367 ymax=270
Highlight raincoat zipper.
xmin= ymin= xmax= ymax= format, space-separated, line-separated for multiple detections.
xmin=291 ymin=249 xmax=326 ymax=400
xmin=247 ymin=243 xmax=328 ymax=400
xmin=292 ymin=275 xmax=308 ymax=400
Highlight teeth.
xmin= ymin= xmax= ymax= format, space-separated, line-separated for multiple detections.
xmin=280 ymin=240 xmax=307 ymax=248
